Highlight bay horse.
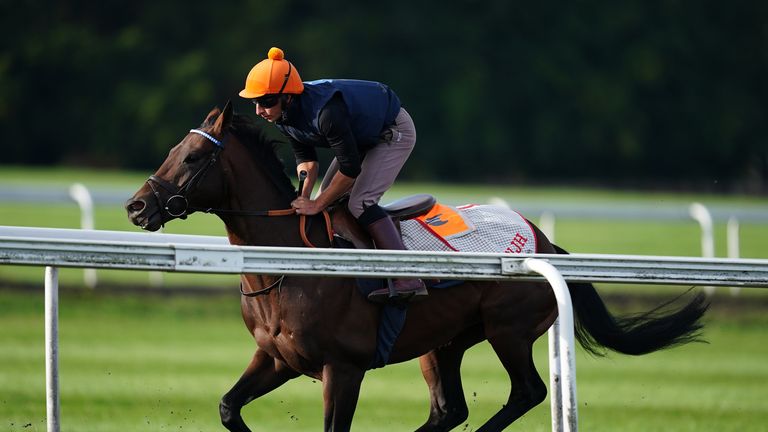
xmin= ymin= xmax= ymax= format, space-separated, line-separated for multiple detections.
xmin=125 ymin=102 xmax=708 ymax=432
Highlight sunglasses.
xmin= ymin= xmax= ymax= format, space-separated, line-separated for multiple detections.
xmin=252 ymin=95 xmax=280 ymax=108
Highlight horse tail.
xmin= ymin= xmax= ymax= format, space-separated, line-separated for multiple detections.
xmin=552 ymin=244 xmax=709 ymax=356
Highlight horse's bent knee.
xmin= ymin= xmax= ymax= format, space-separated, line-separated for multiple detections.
xmin=219 ymin=399 xmax=234 ymax=424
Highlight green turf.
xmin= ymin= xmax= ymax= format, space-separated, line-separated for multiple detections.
xmin=1 ymin=289 xmax=766 ymax=431
xmin=0 ymin=166 xmax=148 ymax=188
xmin=2 ymin=166 xmax=768 ymax=430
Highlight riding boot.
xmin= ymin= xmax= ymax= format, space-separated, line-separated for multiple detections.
xmin=363 ymin=216 xmax=428 ymax=303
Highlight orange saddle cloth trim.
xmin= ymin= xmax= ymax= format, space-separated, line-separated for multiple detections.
xmin=414 ymin=203 xmax=475 ymax=238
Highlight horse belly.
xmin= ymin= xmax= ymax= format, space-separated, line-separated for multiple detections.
xmin=388 ymin=286 xmax=485 ymax=362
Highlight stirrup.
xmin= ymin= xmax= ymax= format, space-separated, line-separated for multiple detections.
xmin=367 ymin=279 xmax=428 ymax=304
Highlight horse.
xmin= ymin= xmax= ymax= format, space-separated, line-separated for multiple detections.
xmin=125 ymin=102 xmax=708 ymax=432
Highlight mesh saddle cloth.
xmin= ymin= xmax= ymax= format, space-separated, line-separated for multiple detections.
xmin=400 ymin=203 xmax=538 ymax=254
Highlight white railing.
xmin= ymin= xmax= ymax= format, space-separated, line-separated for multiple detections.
xmin=5 ymin=185 xmax=768 ymax=222
xmin=491 ymin=197 xmax=756 ymax=293
xmin=2 ymin=226 xmax=768 ymax=432
xmin=4 ymin=184 xmax=768 ymax=290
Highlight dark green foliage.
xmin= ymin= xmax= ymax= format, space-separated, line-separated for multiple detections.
xmin=2 ymin=0 xmax=766 ymax=191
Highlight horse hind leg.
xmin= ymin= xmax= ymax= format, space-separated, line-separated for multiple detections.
xmin=220 ymin=348 xmax=299 ymax=432
xmin=476 ymin=337 xmax=547 ymax=432
xmin=416 ymin=325 xmax=485 ymax=432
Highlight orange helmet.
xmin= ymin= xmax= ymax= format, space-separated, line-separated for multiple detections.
xmin=239 ymin=47 xmax=304 ymax=98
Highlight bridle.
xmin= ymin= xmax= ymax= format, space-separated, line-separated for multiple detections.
xmin=146 ymin=129 xmax=224 ymax=220
xmin=145 ymin=128 xmax=333 ymax=248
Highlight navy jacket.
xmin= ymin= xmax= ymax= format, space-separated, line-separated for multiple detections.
xmin=276 ymin=79 xmax=401 ymax=177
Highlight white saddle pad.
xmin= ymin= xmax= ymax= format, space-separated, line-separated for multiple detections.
xmin=400 ymin=203 xmax=537 ymax=254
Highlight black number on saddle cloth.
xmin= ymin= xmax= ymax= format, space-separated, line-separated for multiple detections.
xmin=425 ymin=214 xmax=448 ymax=226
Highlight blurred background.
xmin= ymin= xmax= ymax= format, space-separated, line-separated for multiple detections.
xmin=2 ymin=2 xmax=768 ymax=431
xmin=2 ymin=0 xmax=767 ymax=191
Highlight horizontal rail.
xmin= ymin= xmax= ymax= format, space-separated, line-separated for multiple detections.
xmin=502 ymin=255 xmax=768 ymax=287
xmin=2 ymin=226 xmax=768 ymax=287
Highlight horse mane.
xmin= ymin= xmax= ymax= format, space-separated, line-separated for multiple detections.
xmin=201 ymin=112 xmax=296 ymax=201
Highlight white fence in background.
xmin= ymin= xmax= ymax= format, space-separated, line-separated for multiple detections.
xmin=489 ymin=196 xmax=760 ymax=295
xmin=3 ymin=184 xmax=768 ymax=290
xmin=2 ymin=226 xmax=768 ymax=432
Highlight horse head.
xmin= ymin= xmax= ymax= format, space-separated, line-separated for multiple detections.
xmin=125 ymin=102 xmax=234 ymax=232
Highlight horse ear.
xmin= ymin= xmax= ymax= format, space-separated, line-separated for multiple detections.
xmin=212 ymin=100 xmax=233 ymax=135
xmin=203 ymin=106 xmax=222 ymax=125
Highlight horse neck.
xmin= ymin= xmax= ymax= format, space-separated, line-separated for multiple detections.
xmin=217 ymin=140 xmax=301 ymax=247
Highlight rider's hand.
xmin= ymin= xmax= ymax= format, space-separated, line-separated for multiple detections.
xmin=291 ymin=197 xmax=323 ymax=215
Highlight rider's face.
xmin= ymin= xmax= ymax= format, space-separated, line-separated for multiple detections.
xmin=253 ymin=95 xmax=285 ymax=123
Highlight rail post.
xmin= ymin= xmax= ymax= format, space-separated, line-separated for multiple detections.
xmin=522 ymin=258 xmax=578 ymax=432
xmin=45 ymin=266 xmax=61 ymax=432
xmin=728 ymin=217 xmax=741 ymax=296
xmin=68 ymin=183 xmax=97 ymax=288
xmin=540 ymin=211 xmax=556 ymax=243
xmin=548 ymin=317 xmax=563 ymax=431
xmin=689 ymin=203 xmax=715 ymax=295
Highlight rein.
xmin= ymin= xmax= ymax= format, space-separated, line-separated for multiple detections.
xmin=240 ymin=275 xmax=285 ymax=297
xmin=146 ymin=128 xmax=333 ymax=248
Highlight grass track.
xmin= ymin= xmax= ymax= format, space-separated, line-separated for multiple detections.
xmin=2 ymin=166 xmax=768 ymax=430
xmin=1 ymin=289 xmax=767 ymax=431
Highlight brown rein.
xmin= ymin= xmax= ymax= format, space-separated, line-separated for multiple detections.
xmin=151 ymin=128 xmax=334 ymax=249
xmin=196 ymin=206 xmax=333 ymax=248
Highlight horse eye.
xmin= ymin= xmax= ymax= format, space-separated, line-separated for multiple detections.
xmin=183 ymin=153 xmax=201 ymax=164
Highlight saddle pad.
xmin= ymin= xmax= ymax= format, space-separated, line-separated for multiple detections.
xmin=401 ymin=203 xmax=537 ymax=254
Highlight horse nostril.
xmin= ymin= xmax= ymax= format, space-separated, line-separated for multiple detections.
xmin=126 ymin=199 xmax=146 ymax=214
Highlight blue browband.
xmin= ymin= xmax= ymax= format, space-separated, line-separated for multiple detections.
xmin=189 ymin=129 xmax=223 ymax=147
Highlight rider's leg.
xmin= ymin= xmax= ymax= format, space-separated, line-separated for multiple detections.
xmin=359 ymin=204 xmax=427 ymax=302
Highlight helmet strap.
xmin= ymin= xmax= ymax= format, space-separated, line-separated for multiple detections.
xmin=275 ymin=61 xmax=294 ymax=124
xmin=279 ymin=95 xmax=293 ymax=123
xmin=276 ymin=61 xmax=293 ymax=96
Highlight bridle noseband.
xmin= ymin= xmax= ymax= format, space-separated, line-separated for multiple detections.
xmin=144 ymin=128 xmax=333 ymax=247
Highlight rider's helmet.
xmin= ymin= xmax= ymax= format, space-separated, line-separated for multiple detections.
xmin=239 ymin=47 xmax=304 ymax=98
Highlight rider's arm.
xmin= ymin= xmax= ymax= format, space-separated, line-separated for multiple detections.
xmin=311 ymin=95 xmax=359 ymax=208
xmin=313 ymin=170 xmax=355 ymax=211
xmin=318 ymin=94 xmax=362 ymax=179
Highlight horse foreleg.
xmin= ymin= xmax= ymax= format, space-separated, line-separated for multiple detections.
xmin=321 ymin=361 xmax=365 ymax=432
xmin=220 ymin=348 xmax=300 ymax=432
xmin=416 ymin=325 xmax=484 ymax=432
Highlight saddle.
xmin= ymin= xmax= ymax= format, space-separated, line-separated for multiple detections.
xmin=328 ymin=193 xmax=436 ymax=249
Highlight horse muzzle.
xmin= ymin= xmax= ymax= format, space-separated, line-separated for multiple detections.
xmin=125 ymin=196 xmax=165 ymax=232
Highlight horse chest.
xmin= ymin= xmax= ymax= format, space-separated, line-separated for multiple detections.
xmin=246 ymin=296 xmax=324 ymax=373
xmin=252 ymin=324 xmax=321 ymax=373
xmin=242 ymin=280 xmax=367 ymax=373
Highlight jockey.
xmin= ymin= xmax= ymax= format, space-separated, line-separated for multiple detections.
xmin=239 ymin=47 xmax=427 ymax=303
